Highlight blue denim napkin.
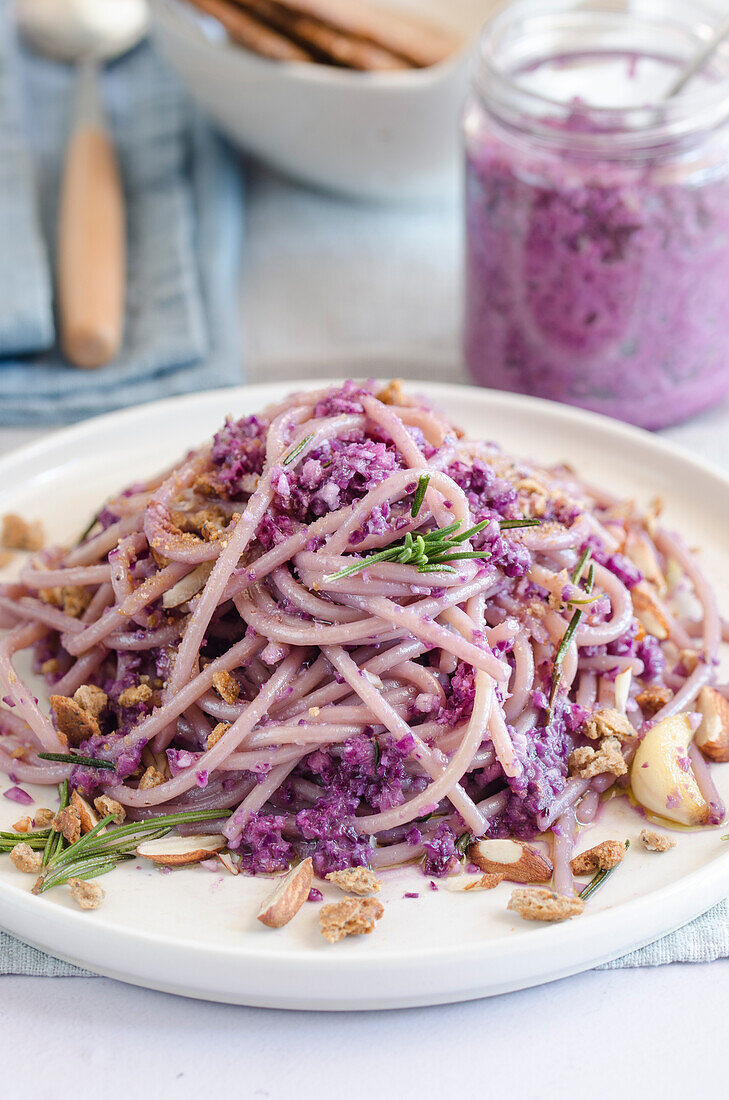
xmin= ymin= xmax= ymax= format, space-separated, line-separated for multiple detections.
xmin=0 ymin=10 xmax=243 ymax=424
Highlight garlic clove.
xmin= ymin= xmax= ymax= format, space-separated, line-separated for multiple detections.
xmin=631 ymin=714 xmax=709 ymax=826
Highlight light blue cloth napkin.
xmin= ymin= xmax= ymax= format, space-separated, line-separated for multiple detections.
xmin=0 ymin=10 xmax=243 ymax=424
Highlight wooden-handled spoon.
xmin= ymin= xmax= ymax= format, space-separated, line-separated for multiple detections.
xmin=16 ymin=0 xmax=149 ymax=368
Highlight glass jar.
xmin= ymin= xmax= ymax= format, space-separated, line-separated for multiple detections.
xmin=463 ymin=0 xmax=729 ymax=429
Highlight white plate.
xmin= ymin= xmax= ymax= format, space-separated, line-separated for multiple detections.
xmin=0 ymin=381 xmax=727 ymax=1010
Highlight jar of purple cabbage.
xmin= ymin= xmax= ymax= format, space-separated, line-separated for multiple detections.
xmin=464 ymin=0 xmax=729 ymax=429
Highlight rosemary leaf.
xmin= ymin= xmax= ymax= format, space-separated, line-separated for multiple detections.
xmin=37 ymin=751 xmax=116 ymax=771
xmin=455 ymin=832 xmax=471 ymax=856
xmin=0 ymin=836 xmax=49 ymax=852
xmin=76 ymin=506 xmax=106 ymax=546
xmin=571 ymin=546 xmax=592 ymax=585
xmin=579 ymin=840 xmax=630 ymax=901
xmin=41 ymin=780 xmax=68 ymax=868
xmin=447 ymin=519 xmax=492 ymax=545
xmin=282 ymin=433 xmax=314 ymax=466
xmin=548 ymin=608 xmax=583 ymax=716
xmin=499 ymin=518 xmax=541 ymax=530
xmin=411 ymin=474 xmax=430 ymax=518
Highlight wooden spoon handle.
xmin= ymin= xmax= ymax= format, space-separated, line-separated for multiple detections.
xmin=57 ymin=124 xmax=125 ymax=369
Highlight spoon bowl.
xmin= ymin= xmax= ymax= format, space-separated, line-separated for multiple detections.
xmin=16 ymin=0 xmax=148 ymax=63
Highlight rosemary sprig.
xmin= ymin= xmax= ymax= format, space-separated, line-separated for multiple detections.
xmin=32 ymin=807 xmax=233 ymax=895
xmin=411 ymin=474 xmax=430 ymax=518
xmin=41 ymin=780 xmax=68 ymax=868
xmin=579 ymin=840 xmax=629 ymax=901
xmin=282 ymin=433 xmax=314 ymax=466
xmin=323 ymin=516 xmax=538 ymax=584
xmin=37 ymin=751 xmax=116 ymax=772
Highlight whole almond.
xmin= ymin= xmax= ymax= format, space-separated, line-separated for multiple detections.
xmin=258 ymin=858 xmax=314 ymax=929
xmin=467 ymin=839 xmax=553 ymax=884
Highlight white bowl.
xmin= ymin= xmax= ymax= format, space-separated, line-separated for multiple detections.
xmin=149 ymin=0 xmax=492 ymax=200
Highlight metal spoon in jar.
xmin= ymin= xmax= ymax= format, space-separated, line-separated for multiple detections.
xmin=16 ymin=0 xmax=149 ymax=369
xmin=665 ymin=11 xmax=729 ymax=98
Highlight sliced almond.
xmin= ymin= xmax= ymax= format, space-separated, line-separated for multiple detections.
xmin=695 ymin=686 xmax=729 ymax=763
xmin=446 ymin=872 xmax=504 ymax=892
xmin=12 ymin=817 xmax=32 ymax=833
xmin=467 ymin=838 xmax=553 ymax=883
xmin=631 ymin=584 xmax=669 ymax=641
xmin=257 ymin=857 xmax=314 ymax=929
xmin=162 ymin=562 xmax=215 ymax=609
xmin=613 ymin=668 xmax=632 ymax=715
xmin=70 ymin=789 xmax=102 ymax=834
xmin=217 ymin=851 xmax=239 ymax=875
xmin=136 ymin=834 xmax=227 ymax=866
xmin=624 ymin=531 xmax=665 ymax=593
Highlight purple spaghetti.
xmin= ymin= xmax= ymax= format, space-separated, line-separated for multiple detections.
xmin=0 ymin=381 xmax=724 ymax=890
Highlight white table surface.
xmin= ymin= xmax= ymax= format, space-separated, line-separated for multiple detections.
xmin=3 ymin=164 xmax=729 ymax=1097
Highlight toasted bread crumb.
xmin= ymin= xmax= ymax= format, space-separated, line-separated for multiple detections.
xmin=212 ymin=670 xmax=240 ymax=705
xmin=640 ymin=829 xmax=675 ymax=852
xmin=138 ymin=766 xmax=166 ymax=790
xmin=326 ymin=867 xmax=382 ymax=896
xmin=50 ymin=694 xmax=101 ymax=747
xmin=376 ymin=379 xmax=406 ymax=406
xmin=73 ymin=684 xmax=108 ymax=718
xmin=507 ymin=888 xmax=585 ymax=922
xmin=61 ymin=587 xmax=92 ymax=618
xmin=34 ymin=808 xmax=54 ymax=828
xmin=570 ymin=840 xmax=626 ymax=876
xmin=93 ymin=795 xmax=126 ymax=824
xmin=10 ymin=746 xmax=26 ymax=759
xmin=319 ymin=897 xmax=384 ymax=943
xmin=206 ymin=721 xmax=230 ymax=750
xmin=678 ymin=649 xmax=700 ymax=674
xmin=41 ymin=658 xmax=59 ymax=676
xmin=569 ymin=736 xmax=627 ymax=779
xmin=584 ymin=707 xmax=635 ymax=742
xmin=38 ymin=586 xmax=62 ymax=606
xmin=69 ymin=878 xmax=105 ymax=910
xmin=52 ymin=806 xmax=81 ymax=845
xmin=118 ymin=683 xmax=153 ymax=708
xmin=9 ymin=842 xmax=43 ymax=873
xmin=636 ymin=685 xmax=673 ymax=715
xmin=0 ymin=550 xmax=13 ymax=568
xmin=2 ymin=514 xmax=44 ymax=551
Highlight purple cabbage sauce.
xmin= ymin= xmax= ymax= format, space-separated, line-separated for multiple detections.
xmin=464 ymin=102 xmax=729 ymax=428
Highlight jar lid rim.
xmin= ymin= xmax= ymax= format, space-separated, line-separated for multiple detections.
xmin=475 ymin=0 xmax=729 ymax=154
